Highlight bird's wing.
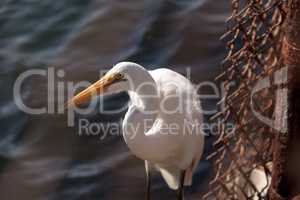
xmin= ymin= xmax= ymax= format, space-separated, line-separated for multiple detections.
xmin=148 ymin=68 xmax=204 ymax=189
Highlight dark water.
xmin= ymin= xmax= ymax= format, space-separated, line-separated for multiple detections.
xmin=0 ymin=0 xmax=229 ymax=199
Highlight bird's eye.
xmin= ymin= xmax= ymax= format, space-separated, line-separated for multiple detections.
xmin=116 ymin=73 xmax=124 ymax=79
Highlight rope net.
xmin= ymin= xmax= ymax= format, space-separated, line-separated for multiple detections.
xmin=203 ymin=0 xmax=288 ymax=199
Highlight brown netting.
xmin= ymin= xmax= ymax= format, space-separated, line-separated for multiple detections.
xmin=202 ymin=0 xmax=288 ymax=199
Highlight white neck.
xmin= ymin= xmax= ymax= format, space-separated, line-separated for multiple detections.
xmin=122 ymin=68 xmax=160 ymax=161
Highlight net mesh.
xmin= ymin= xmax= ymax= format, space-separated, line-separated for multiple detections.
xmin=203 ymin=0 xmax=288 ymax=199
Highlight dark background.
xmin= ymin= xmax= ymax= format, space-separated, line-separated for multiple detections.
xmin=0 ymin=0 xmax=229 ymax=199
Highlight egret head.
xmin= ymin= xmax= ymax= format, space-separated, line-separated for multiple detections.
xmin=66 ymin=62 xmax=148 ymax=108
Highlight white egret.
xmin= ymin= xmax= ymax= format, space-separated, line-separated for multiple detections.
xmin=67 ymin=62 xmax=205 ymax=200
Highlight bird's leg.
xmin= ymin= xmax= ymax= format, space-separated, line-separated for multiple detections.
xmin=145 ymin=160 xmax=151 ymax=200
xmin=177 ymin=170 xmax=186 ymax=200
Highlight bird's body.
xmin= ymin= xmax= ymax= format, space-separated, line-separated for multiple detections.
xmin=67 ymin=62 xmax=205 ymax=199
xmin=123 ymin=68 xmax=204 ymax=189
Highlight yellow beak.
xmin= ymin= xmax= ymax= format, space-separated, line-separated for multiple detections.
xmin=65 ymin=74 xmax=118 ymax=108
